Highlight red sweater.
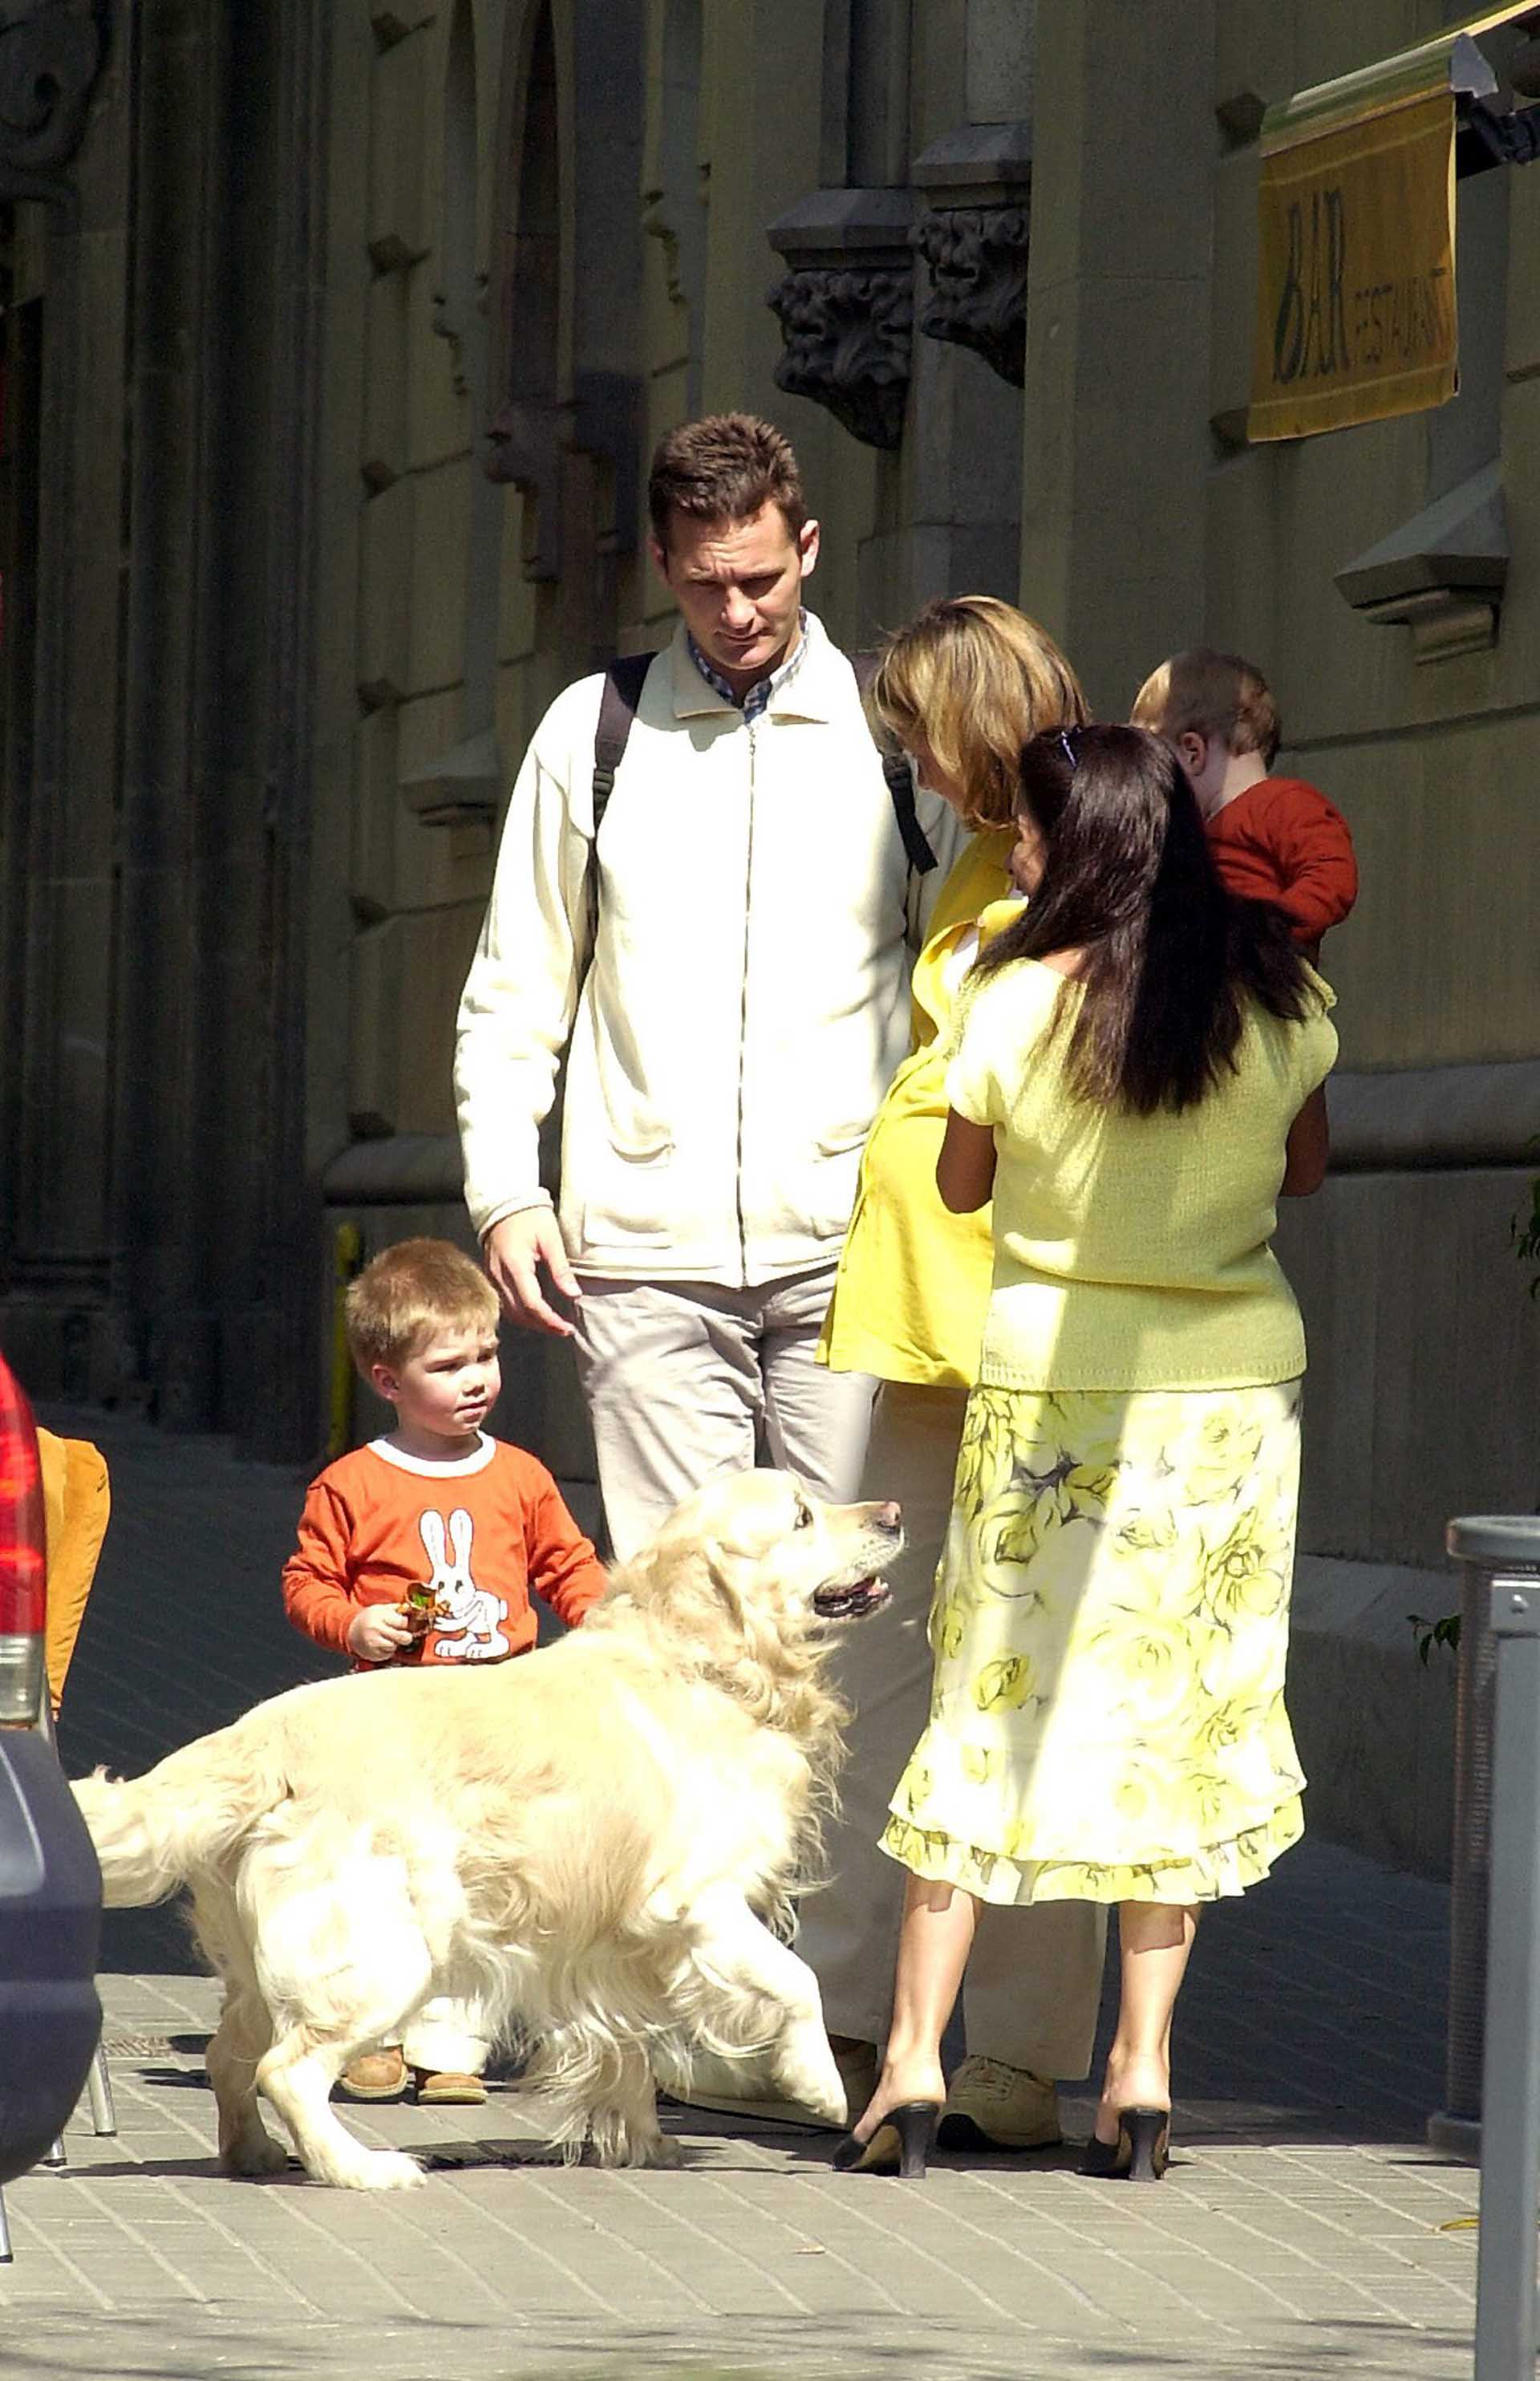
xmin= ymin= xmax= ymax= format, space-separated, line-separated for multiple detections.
xmin=1206 ymin=775 xmax=1358 ymax=942
xmin=282 ymin=1436 xmax=606 ymax=1666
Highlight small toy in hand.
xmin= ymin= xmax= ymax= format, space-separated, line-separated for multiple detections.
xmin=403 ymin=1583 xmax=444 ymax=1640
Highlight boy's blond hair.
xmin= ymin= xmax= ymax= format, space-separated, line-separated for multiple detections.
xmin=343 ymin=1238 xmax=498 ymax=1376
xmin=1131 ymin=648 xmax=1282 ymax=770
xmin=867 ymin=595 xmax=1088 ymax=830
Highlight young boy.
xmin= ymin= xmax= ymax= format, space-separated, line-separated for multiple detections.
xmin=1132 ymin=647 xmax=1358 ymax=951
xmin=282 ymin=1235 xmax=608 ymax=2107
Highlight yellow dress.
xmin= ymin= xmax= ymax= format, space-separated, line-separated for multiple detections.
xmin=879 ymin=955 xmax=1339 ymax=1907
xmin=818 ymin=828 xmax=1015 ymax=1385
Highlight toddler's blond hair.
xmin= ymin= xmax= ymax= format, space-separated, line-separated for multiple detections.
xmin=343 ymin=1237 xmax=498 ymax=1377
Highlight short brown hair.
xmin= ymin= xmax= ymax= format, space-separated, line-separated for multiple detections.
xmin=343 ymin=1238 xmax=498 ymax=1377
xmin=647 ymin=412 xmax=807 ymax=548
xmin=868 ymin=596 xmax=1089 ymax=830
xmin=1131 ymin=648 xmax=1282 ymax=769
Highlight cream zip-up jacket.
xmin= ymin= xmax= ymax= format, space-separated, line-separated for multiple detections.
xmin=455 ymin=613 xmax=962 ymax=1286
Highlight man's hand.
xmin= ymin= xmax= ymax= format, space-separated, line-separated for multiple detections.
xmin=483 ymin=1208 xmax=582 ymax=1337
xmin=346 ymin=1604 xmax=415 ymax=1663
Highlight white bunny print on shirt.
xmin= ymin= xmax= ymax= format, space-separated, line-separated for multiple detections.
xmin=415 ymin=1507 xmax=510 ymax=1660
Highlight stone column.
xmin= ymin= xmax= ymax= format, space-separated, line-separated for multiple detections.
xmin=1017 ymin=0 xmax=1215 ymax=715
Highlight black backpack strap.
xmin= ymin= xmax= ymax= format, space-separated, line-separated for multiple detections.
xmin=591 ymin=651 xmax=654 ymax=837
xmin=585 ymin=650 xmax=654 ymax=956
xmin=851 ymin=648 xmax=938 ymax=876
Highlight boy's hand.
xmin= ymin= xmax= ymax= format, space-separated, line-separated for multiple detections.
xmin=483 ymin=1209 xmax=582 ymax=1337
xmin=346 ymin=1604 xmax=416 ymax=1663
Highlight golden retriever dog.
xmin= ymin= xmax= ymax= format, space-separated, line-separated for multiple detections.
xmin=73 ymin=1470 xmax=901 ymax=2192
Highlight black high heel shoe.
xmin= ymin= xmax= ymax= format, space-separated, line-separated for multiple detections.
xmin=832 ymin=2101 xmax=940 ymax=2179
xmin=1080 ymin=2106 xmax=1170 ymax=2182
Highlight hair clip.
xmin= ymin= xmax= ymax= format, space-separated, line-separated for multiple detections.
xmin=1058 ymin=728 xmax=1078 ymax=770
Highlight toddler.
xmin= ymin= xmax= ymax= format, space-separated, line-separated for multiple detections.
xmin=1132 ymin=647 xmax=1357 ymax=951
xmin=282 ymin=1235 xmax=607 ymax=2105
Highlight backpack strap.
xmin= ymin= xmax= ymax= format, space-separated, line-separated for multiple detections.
xmin=586 ymin=650 xmax=655 ymax=952
xmin=591 ymin=651 xmax=654 ymax=838
xmin=851 ymin=649 xmax=938 ymax=876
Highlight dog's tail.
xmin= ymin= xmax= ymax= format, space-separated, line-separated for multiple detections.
xmin=72 ymin=1718 xmax=293 ymax=1908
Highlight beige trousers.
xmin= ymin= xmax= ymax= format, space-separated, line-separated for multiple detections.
xmin=570 ymin=1267 xmax=878 ymax=1561
xmin=795 ymin=1381 xmax=1107 ymax=2079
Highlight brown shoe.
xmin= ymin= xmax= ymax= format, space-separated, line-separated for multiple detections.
xmin=938 ymin=2055 xmax=1062 ymax=2152
xmin=411 ymin=2067 xmax=488 ymax=2106
xmin=336 ymin=2046 xmax=407 ymax=2102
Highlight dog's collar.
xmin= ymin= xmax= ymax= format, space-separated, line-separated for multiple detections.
xmin=366 ymin=1433 xmax=497 ymax=1478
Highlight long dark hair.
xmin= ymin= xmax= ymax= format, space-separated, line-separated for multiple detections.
xmin=975 ymin=723 xmax=1313 ymax=1113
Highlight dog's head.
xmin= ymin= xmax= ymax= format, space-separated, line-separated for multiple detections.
xmin=617 ymin=1469 xmax=902 ymax=1653
xmin=651 ymin=1470 xmax=902 ymax=1625
xmin=601 ymin=1472 xmax=904 ymax=1758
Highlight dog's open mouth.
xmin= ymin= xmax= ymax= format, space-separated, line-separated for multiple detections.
xmin=812 ymin=1575 xmax=892 ymax=1620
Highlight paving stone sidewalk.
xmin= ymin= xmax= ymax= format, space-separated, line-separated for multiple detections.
xmin=1 ymin=1404 xmax=1485 ymax=2379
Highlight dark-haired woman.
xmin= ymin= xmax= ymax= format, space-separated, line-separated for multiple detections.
xmin=837 ymin=723 xmax=1335 ymax=2183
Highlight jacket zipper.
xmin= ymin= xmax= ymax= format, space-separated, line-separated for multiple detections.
xmin=734 ymin=718 xmax=756 ymax=1286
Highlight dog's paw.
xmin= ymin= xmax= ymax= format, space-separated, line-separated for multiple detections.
xmin=623 ymin=2132 xmax=683 ymax=2170
xmin=224 ymin=2129 xmax=291 ymax=2178
xmin=335 ymin=2148 xmax=427 ymax=2192
xmin=775 ymin=2049 xmax=846 ymax=2129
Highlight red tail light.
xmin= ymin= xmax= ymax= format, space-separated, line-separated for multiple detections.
xmin=0 ymin=1353 xmax=47 ymax=1725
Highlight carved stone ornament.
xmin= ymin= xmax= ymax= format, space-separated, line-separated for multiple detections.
xmin=910 ymin=123 xmax=1033 ymax=390
xmin=911 ymin=204 xmax=1031 ymax=387
xmin=765 ymin=188 xmax=915 ymax=451
xmin=767 ymin=263 xmax=913 ymax=449
xmin=0 ymin=0 xmax=107 ymax=209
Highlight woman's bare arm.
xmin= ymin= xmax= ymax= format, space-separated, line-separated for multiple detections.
xmin=1281 ymin=1084 xmax=1329 ymax=1197
xmin=937 ymin=1108 xmax=997 ymax=1213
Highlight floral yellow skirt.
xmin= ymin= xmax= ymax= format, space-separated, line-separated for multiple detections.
xmin=879 ymin=1380 xmax=1306 ymax=1906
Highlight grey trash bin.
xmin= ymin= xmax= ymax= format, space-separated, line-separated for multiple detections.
xmin=1428 ymin=1514 xmax=1540 ymax=2161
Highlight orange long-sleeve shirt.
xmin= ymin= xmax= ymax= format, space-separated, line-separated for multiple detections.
xmin=1206 ymin=774 xmax=1358 ymax=943
xmin=282 ymin=1435 xmax=607 ymax=1667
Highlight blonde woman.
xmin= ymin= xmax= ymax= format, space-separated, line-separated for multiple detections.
xmin=797 ymin=598 xmax=1107 ymax=2154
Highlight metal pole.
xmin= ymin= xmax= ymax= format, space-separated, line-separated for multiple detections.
xmin=1473 ymin=1572 xmax=1540 ymax=2381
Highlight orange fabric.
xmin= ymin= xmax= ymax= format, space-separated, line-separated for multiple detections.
xmin=1206 ymin=775 xmax=1358 ymax=943
xmin=38 ymin=1430 xmax=111 ymax=1714
xmin=282 ymin=1438 xmax=607 ymax=1667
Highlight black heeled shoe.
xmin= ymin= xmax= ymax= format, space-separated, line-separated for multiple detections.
xmin=832 ymin=2101 xmax=940 ymax=2179
xmin=1080 ymin=2106 xmax=1170 ymax=2182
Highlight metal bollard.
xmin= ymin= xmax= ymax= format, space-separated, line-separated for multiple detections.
xmin=1458 ymin=1522 xmax=1540 ymax=2381
xmin=1433 ymin=1519 xmax=1540 ymax=2158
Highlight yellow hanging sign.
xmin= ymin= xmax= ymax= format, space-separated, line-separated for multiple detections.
xmin=1250 ymin=87 xmax=1457 ymax=442
xmin=1246 ymin=4 xmax=1540 ymax=440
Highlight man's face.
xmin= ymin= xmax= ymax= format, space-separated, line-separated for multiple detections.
xmin=650 ymin=501 xmax=819 ymax=694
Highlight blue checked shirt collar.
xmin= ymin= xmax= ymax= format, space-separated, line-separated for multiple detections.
xmin=687 ymin=610 xmax=809 ymax=720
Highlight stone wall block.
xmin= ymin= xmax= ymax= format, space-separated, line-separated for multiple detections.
xmin=357 ymin=477 xmax=414 ymax=706
xmin=347 ymin=914 xmax=403 ymax=1142
xmin=387 ymin=902 xmax=484 ymax=1137
xmin=407 ymin=464 xmax=470 ymax=692
xmin=1503 ymin=149 xmax=1540 ymax=383
xmin=1280 ymin=1164 xmax=1540 ymax=1573
xmin=1277 ymin=1177 xmax=1380 ymax=1557
xmin=367 ymin=27 xmax=429 ymax=273
xmin=362 ymin=272 xmax=409 ymax=489
xmin=394 ymin=688 xmax=496 ymax=909
xmin=1209 ymin=145 xmax=1258 ymax=440
xmin=349 ymin=706 xmax=400 ymax=920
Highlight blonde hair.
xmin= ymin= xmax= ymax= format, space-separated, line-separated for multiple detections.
xmin=1131 ymin=648 xmax=1282 ymax=769
xmin=343 ymin=1238 xmax=498 ymax=1377
xmin=867 ymin=596 xmax=1088 ymax=829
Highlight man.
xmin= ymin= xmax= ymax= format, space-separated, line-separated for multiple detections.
xmin=455 ymin=413 xmax=962 ymax=1565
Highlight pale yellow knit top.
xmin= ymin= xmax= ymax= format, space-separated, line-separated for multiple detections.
xmin=947 ymin=959 xmax=1338 ymax=1393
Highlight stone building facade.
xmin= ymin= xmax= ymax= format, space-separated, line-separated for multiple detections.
xmin=2 ymin=1 xmax=1537 ymax=1861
